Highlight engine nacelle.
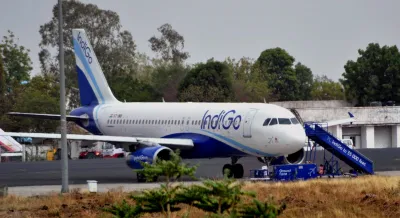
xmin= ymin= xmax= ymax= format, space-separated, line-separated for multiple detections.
xmin=270 ymin=147 xmax=307 ymax=165
xmin=126 ymin=145 xmax=172 ymax=170
xmin=283 ymin=147 xmax=306 ymax=164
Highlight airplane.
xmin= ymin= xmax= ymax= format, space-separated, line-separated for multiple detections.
xmin=0 ymin=29 xmax=355 ymax=182
xmin=0 ymin=128 xmax=24 ymax=153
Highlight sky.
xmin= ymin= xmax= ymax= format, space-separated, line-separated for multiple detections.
xmin=0 ymin=0 xmax=399 ymax=82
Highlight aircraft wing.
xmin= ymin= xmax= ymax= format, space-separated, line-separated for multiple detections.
xmin=314 ymin=112 xmax=355 ymax=127
xmin=0 ymin=132 xmax=194 ymax=149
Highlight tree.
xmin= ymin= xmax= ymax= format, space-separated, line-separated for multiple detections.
xmin=224 ymin=57 xmax=253 ymax=81
xmin=0 ymin=30 xmax=33 ymax=130
xmin=39 ymin=0 xmax=137 ymax=108
xmin=109 ymin=73 xmax=162 ymax=102
xmin=0 ymin=52 xmax=6 ymax=96
xmin=311 ymin=75 xmax=344 ymax=100
xmin=340 ymin=43 xmax=400 ymax=106
xmin=149 ymin=23 xmax=190 ymax=64
xmin=294 ymin=62 xmax=313 ymax=100
xmin=256 ymin=47 xmax=298 ymax=101
xmin=7 ymin=75 xmax=60 ymax=133
xmin=177 ymin=60 xmax=233 ymax=102
xmin=150 ymin=61 xmax=190 ymax=101
xmin=0 ymin=30 xmax=32 ymax=92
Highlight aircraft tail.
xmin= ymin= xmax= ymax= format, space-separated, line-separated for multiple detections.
xmin=0 ymin=128 xmax=23 ymax=152
xmin=72 ymin=29 xmax=119 ymax=106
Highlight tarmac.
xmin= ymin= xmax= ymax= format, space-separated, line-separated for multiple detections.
xmin=1 ymin=148 xmax=400 ymax=196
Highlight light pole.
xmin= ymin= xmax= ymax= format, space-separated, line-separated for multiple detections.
xmin=58 ymin=0 xmax=69 ymax=193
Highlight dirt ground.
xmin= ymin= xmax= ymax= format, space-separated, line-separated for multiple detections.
xmin=1 ymin=175 xmax=399 ymax=218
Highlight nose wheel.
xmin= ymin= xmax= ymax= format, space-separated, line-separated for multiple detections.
xmin=222 ymin=157 xmax=244 ymax=178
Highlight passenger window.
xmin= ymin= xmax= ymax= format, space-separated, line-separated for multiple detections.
xmin=269 ymin=118 xmax=278 ymax=125
xmin=263 ymin=118 xmax=271 ymax=126
xmin=278 ymin=118 xmax=291 ymax=125
xmin=290 ymin=118 xmax=299 ymax=124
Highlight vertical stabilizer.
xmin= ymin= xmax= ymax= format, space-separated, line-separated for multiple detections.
xmin=0 ymin=128 xmax=23 ymax=152
xmin=72 ymin=29 xmax=119 ymax=106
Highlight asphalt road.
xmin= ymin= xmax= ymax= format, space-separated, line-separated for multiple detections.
xmin=1 ymin=148 xmax=400 ymax=187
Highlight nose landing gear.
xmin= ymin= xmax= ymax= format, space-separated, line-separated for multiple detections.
xmin=222 ymin=157 xmax=244 ymax=178
xmin=257 ymin=156 xmax=276 ymax=168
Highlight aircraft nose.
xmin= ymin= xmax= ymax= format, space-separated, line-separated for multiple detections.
xmin=291 ymin=126 xmax=307 ymax=147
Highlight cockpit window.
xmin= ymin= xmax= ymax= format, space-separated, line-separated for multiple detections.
xmin=269 ymin=118 xmax=278 ymax=125
xmin=278 ymin=118 xmax=291 ymax=125
xmin=290 ymin=118 xmax=299 ymax=124
xmin=263 ymin=118 xmax=271 ymax=126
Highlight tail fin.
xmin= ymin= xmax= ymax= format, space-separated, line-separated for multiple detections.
xmin=72 ymin=29 xmax=119 ymax=106
xmin=0 ymin=128 xmax=23 ymax=152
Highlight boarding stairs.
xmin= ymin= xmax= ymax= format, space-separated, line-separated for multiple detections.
xmin=304 ymin=123 xmax=374 ymax=175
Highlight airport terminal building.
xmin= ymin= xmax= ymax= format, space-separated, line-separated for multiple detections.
xmin=272 ymin=100 xmax=400 ymax=149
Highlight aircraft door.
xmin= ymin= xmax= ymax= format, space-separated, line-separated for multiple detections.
xmin=186 ymin=117 xmax=191 ymax=131
xmin=243 ymin=109 xmax=258 ymax=138
xmin=180 ymin=117 xmax=185 ymax=132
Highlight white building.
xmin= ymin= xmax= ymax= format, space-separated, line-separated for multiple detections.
xmin=271 ymin=100 xmax=400 ymax=149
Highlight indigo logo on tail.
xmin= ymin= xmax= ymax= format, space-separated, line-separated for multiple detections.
xmin=201 ymin=110 xmax=241 ymax=130
xmin=77 ymin=32 xmax=93 ymax=64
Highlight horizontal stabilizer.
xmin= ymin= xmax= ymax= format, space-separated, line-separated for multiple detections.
xmin=7 ymin=112 xmax=88 ymax=122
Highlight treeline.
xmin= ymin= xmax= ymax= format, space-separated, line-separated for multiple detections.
xmin=1 ymin=0 xmax=400 ymax=133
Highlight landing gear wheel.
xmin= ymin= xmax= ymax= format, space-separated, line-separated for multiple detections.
xmin=222 ymin=164 xmax=244 ymax=178
xmin=232 ymin=164 xmax=244 ymax=178
xmin=136 ymin=173 xmax=157 ymax=183
xmin=223 ymin=164 xmax=233 ymax=178
xmin=137 ymin=173 xmax=146 ymax=183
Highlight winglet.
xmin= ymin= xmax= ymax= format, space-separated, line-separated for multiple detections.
xmin=348 ymin=112 xmax=354 ymax=118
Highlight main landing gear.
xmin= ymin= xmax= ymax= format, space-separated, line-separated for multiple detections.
xmin=223 ymin=157 xmax=244 ymax=178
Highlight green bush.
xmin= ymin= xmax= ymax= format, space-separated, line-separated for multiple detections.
xmin=104 ymin=150 xmax=286 ymax=218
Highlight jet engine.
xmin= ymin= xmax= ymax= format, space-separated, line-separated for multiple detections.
xmin=282 ymin=147 xmax=306 ymax=164
xmin=269 ymin=147 xmax=307 ymax=165
xmin=126 ymin=145 xmax=172 ymax=170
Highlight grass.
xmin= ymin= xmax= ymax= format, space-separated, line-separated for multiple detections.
xmin=1 ymin=176 xmax=399 ymax=218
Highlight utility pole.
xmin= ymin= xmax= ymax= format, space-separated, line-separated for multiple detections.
xmin=58 ymin=0 xmax=69 ymax=193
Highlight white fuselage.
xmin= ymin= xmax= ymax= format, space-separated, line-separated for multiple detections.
xmin=88 ymin=102 xmax=306 ymax=157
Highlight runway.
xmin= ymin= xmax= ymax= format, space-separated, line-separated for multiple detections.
xmin=1 ymin=148 xmax=400 ymax=187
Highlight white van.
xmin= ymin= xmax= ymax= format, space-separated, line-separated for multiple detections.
xmin=341 ymin=139 xmax=354 ymax=149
